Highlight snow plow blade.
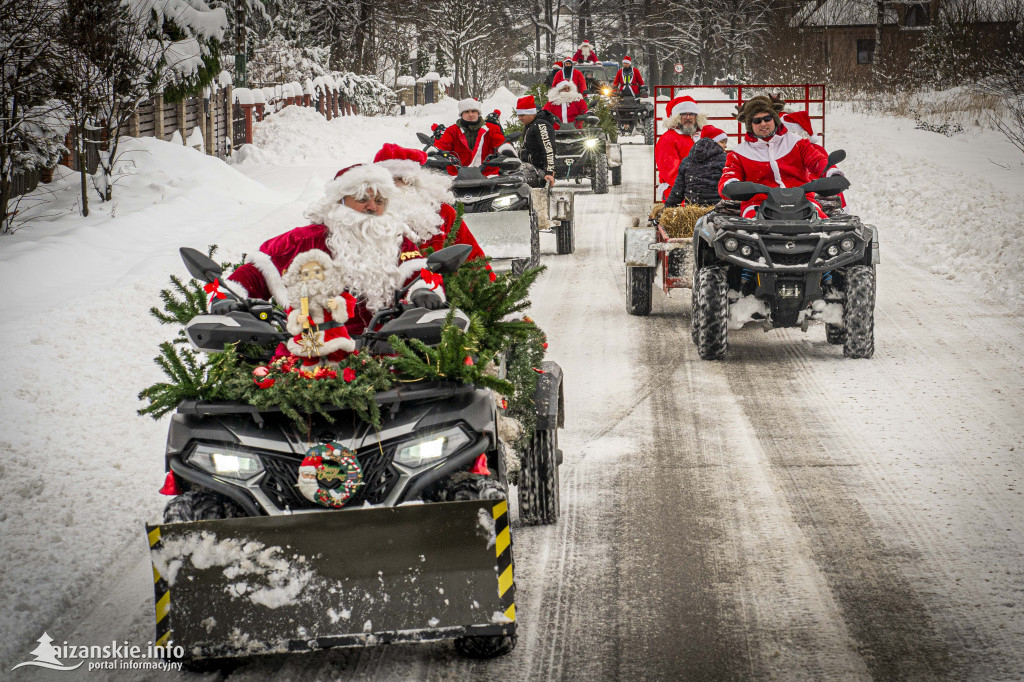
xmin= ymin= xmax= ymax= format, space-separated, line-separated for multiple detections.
xmin=145 ymin=499 xmax=516 ymax=661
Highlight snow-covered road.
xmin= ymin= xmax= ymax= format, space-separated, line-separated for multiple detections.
xmin=3 ymin=102 xmax=1024 ymax=680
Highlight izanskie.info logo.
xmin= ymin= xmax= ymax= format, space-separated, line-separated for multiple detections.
xmin=11 ymin=632 xmax=185 ymax=673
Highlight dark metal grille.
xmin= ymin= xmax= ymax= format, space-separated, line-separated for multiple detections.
xmin=259 ymin=446 xmax=398 ymax=511
xmin=770 ymin=253 xmax=812 ymax=266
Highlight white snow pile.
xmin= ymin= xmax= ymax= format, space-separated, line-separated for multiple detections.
xmin=152 ymin=532 xmax=316 ymax=609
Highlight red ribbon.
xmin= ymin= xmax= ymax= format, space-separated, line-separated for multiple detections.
xmin=203 ymin=279 xmax=226 ymax=299
xmin=419 ymin=269 xmax=444 ymax=291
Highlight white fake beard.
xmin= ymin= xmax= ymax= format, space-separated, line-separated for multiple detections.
xmin=391 ymin=189 xmax=444 ymax=243
xmin=548 ymin=89 xmax=581 ymax=105
xmin=283 ymin=277 xmax=333 ymax=317
xmin=323 ymin=206 xmax=406 ymax=312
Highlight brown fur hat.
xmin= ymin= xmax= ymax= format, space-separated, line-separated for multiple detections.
xmin=735 ymin=94 xmax=786 ymax=126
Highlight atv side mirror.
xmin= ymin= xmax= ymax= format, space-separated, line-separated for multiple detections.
xmin=826 ymin=149 xmax=846 ymax=167
xmin=424 ymin=153 xmax=456 ymax=170
xmin=721 ymin=181 xmax=772 ymax=201
xmin=580 ymin=114 xmax=600 ymax=126
xmin=802 ymin=174 xmax=851 ymax=197
xmin=416 ymin=132 xmax=435 ymax=148
xmin=638 ymin=86 xmax=650 ymax=97
xmin=505 ymin=131 xmax=523 ymax=143
xmin=180 ymin=247 xmax=223 ymax=284
xmin=426 ymin=244 xmax=473 ymax=275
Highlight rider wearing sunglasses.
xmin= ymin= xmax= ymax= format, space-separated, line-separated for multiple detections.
xmin=718 ymin=94 xmax=842 ymax=219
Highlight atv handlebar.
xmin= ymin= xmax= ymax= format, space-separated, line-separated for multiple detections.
xmin=722 ymin=170 xmax=850 ymax=202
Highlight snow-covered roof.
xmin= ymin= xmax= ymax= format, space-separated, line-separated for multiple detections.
xmin=792 ymin=0 xmax=897 ymax=27
xmin=421 ymin=71 xmax=441 ymax=82
xmin=303 ymin=78 xmax=315 ymax=95
xmin=234 ymin=87 xmax=255 ymax=105
xmin=396 ymin=75 xmax=416 ymax=87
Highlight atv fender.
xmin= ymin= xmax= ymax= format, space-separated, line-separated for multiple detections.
xmin=534 ymin=361 xmax=564 ymax=431
xmin=865 ymin=224 xmax=880 ymax=264
xmin=607 ymin=143 xmax=622 ymax=168
xmin=692 ymin=215 xmax=718 ymax=270
xmin=625 ymin=224 xmax=657 ymax=267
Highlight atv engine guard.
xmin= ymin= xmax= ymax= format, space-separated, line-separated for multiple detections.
xmin=146 ymin=499 xmax=516 ymax=661
xmin=465 ymin=210 xmax=532 ymax=260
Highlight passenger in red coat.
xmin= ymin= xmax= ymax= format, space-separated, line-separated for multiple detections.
xmin=551 ymin=58 xmax=589 ymax=95
xmin=434 ymin=98 xmax=515 ymax=176
xmin=611 ymin=56 xmax=645 ymax=96
xmin=719 ymin=96 xmax=841 ymax=219
xmin=373 ymin=143 xmax=495 ymax=281
xmin=226 ymin=164 xmax=444 ymax=341
xmin=542 ymin=80 xmax=589 ymax=129
xmin=571 ymin=40 xmax=600 ymax=64
xmin=654 ymin=95 xmax=704 ymax=200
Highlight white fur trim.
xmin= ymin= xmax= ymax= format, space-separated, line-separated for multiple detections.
xmin=220 ymin=271 xmax=249 ymax=299
xmin=286 ymin=333 xmax=355 ymax=357
xmin=408 ymin=279 xmax=447 ymax=301
xmin=515 ymin=106 xmax=537 ymax=115
xmin=458 ymin=98 xmax=481 ymax=114
xmin=248 ymin=250 xmax=289 ymax=305
xmin=398 ymin=256 xmax=428 ymax=283
xmin=826 ymin=166 xmax=844 ymax=177
xmin=622 ymin=57 xmax=631 ymax=64
xmin=376 ymin=159 xmax=423 ymax=180
xmin=497 ymin=142 xmax=516 ymax=155
xmin=809 ymin=134 xmax=821 ymax=145
xmin=328 ymin=296 xmax=350 ymax=322
xmin=785 ymin=121 xmax=809 ymax=137
xmin=711 ymin=132 xmax=728 ymax=143
xmin=286 ymin=309 xmax=304 ymax=336
xmin=327 ymin=165 xmax=395 ymax=202
xmin=657 ymin=182 xmax=669 ymax=199
xmin=671 ymin=100 xmax=699 ymax=117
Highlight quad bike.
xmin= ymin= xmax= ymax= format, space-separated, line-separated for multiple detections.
xmin=686 ymin=152 xmax=879 ymax=359
xmin=606 ymin=88 xmax=654 ymax=144
xmin=145 ymin=246 xmax=565 ymax=667
xmin=551 ymin=113 xmax=622 ymax=194
xmin=417 ymin=131 xmax=576 ymax=260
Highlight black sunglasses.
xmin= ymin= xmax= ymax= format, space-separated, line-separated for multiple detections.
xmin=750 ymin=114 xmax=774 ymax=125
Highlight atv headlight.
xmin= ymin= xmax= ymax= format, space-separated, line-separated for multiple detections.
xmin=602 ymin=87 xmax=611 ymax=96
xmin=840 ymin=238 xmax=855 ymax=252
xmin=724 ymin=237 xmax=739 ymax=252
xmin=492 ymin=195 xmax=517 ymax=209
xmin=394 ymin=427 xmax=471 ymax=468
xmin=188 ymin=443 xmax=264 ymax=481
xmin=740 ymin=244 xmax=754 ymax=257
xmin=827 ymin=244 xmax=840 ymax=257
xmin=584 ymin=138 xmax=598 ymax=148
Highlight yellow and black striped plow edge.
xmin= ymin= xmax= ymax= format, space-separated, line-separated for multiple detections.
xmin=493 ymin=500 xmax=516 ymax=623
xmin=146 ymin=525 xmax=172 ymax=648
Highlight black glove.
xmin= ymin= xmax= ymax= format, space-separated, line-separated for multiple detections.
xmin=410 ymin=289 xmax=445 ymax=310
xmin=485 ymin=112 xmax=501 ymax=125
xmin=432 ymin=124 xmax=446 ymax=140
xmin=500 ymin=148 xmax=517 ymax=157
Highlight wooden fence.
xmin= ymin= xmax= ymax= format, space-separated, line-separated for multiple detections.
xmin=11 ymin=82 xmax=362 ymax=199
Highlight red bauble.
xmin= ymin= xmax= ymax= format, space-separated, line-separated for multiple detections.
xmin=253 ymin=366 xmax=270 ymax=378
xmin=253 ymin=366 xmax=275 ymax=388
xmin=343 ymin=367 xmax=356 ymax=383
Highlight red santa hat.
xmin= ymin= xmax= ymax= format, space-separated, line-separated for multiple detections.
xmin=667 ymin=95 xmax=699 ymax=117
xmin=373 ymin=143 xmax=429 ymax=181
xmin=700 ymin=125 xmax=728 ymax=143
xmin=553 ymin=60 xmax=563 ymax=68
xmin=458 ymin=98 xmax=481 ymax=114
xmin=622 ymin=56 xmax=632 ymax=64
xmin=562 ymin=57 xmax=574 ymax=65
xmin=516 ymin=95 xmax=537 ymax=115
xmin=581 ymin=40 xmax=591 ymax=46
xmin=782 ymin=110 xmax=820 ymax=144
xmin=302 ymin=163 xmax=395 ymax=228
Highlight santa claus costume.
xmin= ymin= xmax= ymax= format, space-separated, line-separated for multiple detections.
xmin=280 ymin=249 xmax=357 ymax=368
xmin=434 ymin=99 xmax=514 ymax=176
xmin=654 ymin=95 xmax=705 ymax=200
xmin=543 ymin=80 xmax=589 ymax=130
xmin=227 ymin=164 xmax=437 ymax=338
xmin=782 ymin=110 xmax=848 ymax=214
xmin=571 ymin=40 xmax=600 ymax=64
xmin=719 ymin=96 xmax=840 ymax=219
xmin=551 ymin=58 xmax=588 ymax=95
xmin=373 ymin=143 xmax=494 ymax=280
xmin=612 ymin=56 xmax=645 ymax=96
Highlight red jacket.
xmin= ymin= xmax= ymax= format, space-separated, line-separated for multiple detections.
xmin=551 ymin=66 xmax=588 ymax=94
xmin=572 ymin=48 xmax=599 ymax=64
xmin=542 ymin=99 xmax=589 ymax=129
xmin=654 ymin=128 xmax=696 ymax=200
xmin=718 ymin=128 xmax=836 ymax=218
xmin=227 ymin=225 xmax=428 ymax=338
xmin=434 ymin=121 xmax=509 ymax=176
xmin=612 ymin=67 xmax=644 ymax=95
xmin=418 ymin=203 xmax=494 ymax=280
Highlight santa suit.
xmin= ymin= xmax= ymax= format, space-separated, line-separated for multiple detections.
xmin=228 ymin=226 xmax=430 ymax=339
xmin=434 ymin=121 xmax=510 ymax=176
xmin=612 ymin=67 xmax=644 ymax=96
xmin=572 ymin=46 xmax=600 ymax=63
xmin=285 ymin=294 xmax=357 ymax=367
xmin=542 ymin=83 xmax=589 ymax=129
xmin=418 ymin=203 xmax=489 ymax=264
xmin=551 ymin=64 xmax=588 ymax=95
xmin=718 ymin=126 xmax=838 ymax=218
xmin=655 ymin=128 xmax=697 ymax=200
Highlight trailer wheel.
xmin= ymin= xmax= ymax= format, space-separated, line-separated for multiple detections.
xmin=556 ymin=219 xmax=575 ymax=255
xmin=591 ymin=154 xmax=608 ymax=194
xmin=163 ymin=490 xmax=245 ymax=523
xmin=843 ymin=265 xmax=875 ymax=359
xmin=692 ymin=266 xmax=729 ymax=360
xmin=611 ymin=165 xmax=622 ymax=186
xmin=626 ymin=266 xmax=654 ymax=316
xmin=825 ymin=324 xmax=846 ymax=345
xmin=454 ymin=633 xmax=517 ymax=658
xmin=519 ymin=428 xmax=559 ymax=525
xmin=643 ymin=119 xmax=655 ymax=145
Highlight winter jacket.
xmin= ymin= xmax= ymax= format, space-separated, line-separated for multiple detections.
xmin=655 ymin=127 xmax=697 ymax=200
xmin=551 ymin=65 xmax=588 ymax=94
xmin=544 ymin=68 xmax=560 ymax=88
xmin=543 ymin=83 xmax=589 ymax=129
xmin=612 ymin=67 xmax=645 ymax=96
xmin=572 ymin=47 xmax=600 ymax=64
xmin=719 ymin=126 xmax=839 ymax=218
xmin=519 ymin=110 xmax=558 ymax=177
xmin=434 ymin=121 xmax=513 ymax=176
xmin=665 ymin=138 xmax=727 ymax=207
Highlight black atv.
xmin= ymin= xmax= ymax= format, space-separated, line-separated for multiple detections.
xmin=606 ymin=88 xmax=655 ymax=144
xmin=552 ymin=113 xmax=621 ymax=193
xmin=147 ymin=246 xmax=564 ymax=666
xmin=690 ymin=153 xmax=878 ymax=360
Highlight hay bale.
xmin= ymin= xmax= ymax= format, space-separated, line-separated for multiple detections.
xmin=649 ymin=202 xmax=666 ymax=221
xmin=658 ymin=204 xmax=715 ymax=238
